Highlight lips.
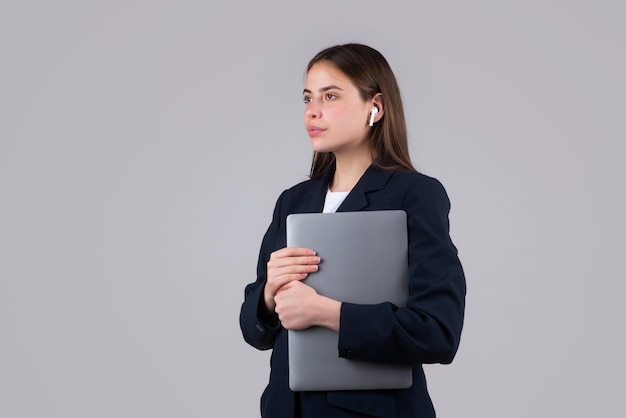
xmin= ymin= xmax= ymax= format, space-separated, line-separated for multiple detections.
xmin=307 ymin=126 xmax=326 ymax=137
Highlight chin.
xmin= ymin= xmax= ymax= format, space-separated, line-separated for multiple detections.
xmin=310 ymin=140 xmax=334 ymax=154
xmin=311 ymin=145 xmax=328 ymax=152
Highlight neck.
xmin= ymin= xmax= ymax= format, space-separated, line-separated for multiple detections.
xmin=330 ymin=152 xmax=373 ymax=192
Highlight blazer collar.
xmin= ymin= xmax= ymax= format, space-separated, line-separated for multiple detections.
xmin=305 ymin=163 xmax=393 ymax=212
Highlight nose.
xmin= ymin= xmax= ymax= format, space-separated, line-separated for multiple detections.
xmin=304 ymin=102 xmax=321 ymax=120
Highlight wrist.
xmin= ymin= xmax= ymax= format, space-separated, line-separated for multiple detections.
xmin=314 ymin=296 xmax=341 ymax=332
xmin=263 ymin=286 xmax=276 ymax=313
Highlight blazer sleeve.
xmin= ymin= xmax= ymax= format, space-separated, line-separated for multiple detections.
xmin=337 ymin=176 xmax=466 ymax=364
xmin=239 ymin=191 xmax=286 ymax=350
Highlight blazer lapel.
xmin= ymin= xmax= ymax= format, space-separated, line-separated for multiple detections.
xmin=301 ymin=166 xmax=335 ymax=213
xmin=337 ymin=165 xmax=393 ymax=212
xmin=301 ymin=164 xmax=394 ymax=213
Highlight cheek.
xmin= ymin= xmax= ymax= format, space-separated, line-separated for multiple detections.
xmin=338 ymin=110 xmax=367 ymax=133
xmin=329 ymin=107 xmax=362 ymax=130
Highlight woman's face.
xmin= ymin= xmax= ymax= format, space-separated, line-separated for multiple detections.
xmin=303 ymin=61 xmax=372 ymax=156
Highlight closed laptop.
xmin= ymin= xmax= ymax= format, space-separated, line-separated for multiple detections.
xmin=286 ymin=210 xmax=412 ymax=391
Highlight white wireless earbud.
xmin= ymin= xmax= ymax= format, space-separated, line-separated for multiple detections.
xmin=369 ymin=106 xmax=379 ymax=127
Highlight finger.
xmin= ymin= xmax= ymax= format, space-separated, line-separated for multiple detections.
xmin=269 ymin=247 xmax=316 ymax=260
xmin=276 ymin=279 xmax=303 ymax=294
xmin=271 ymin=263 xmax=319 ymax=277
xmin=270 ymin=272 xmax=309 ymax=289
xmin=267 ymin=262 xmax=319 ymax=290
xmin=267 ymin=256 xmax=321 ymax=272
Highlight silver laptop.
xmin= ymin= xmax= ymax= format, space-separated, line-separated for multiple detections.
xmin=286 ymin=210 xmax=412 ymax=391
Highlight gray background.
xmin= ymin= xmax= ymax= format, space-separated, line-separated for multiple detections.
xmin=1 ymin=1 xmax=624 ymax=417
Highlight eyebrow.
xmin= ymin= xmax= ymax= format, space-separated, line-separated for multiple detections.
xmin=303 ymin=85 xmax=344 ymax=95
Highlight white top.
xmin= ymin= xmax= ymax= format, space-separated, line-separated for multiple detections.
xmin=322 ymin=189 xmax=350 ymax=213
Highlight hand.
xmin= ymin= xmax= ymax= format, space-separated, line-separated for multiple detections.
xmin=274 ymin=281 xmax=342 ymax=331
xmin=274 ymin=280 xmax=319 ymax=330
xmin=263 ymin=247 xmax=320 ymax=313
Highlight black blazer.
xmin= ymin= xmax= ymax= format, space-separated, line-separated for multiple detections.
xmin=240 ymin=165 xmax=466 ymax=418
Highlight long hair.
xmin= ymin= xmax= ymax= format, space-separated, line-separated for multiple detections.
xmin=306 ymin=43 xmax=415 ymax=178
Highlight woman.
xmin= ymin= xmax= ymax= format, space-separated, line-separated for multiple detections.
xmin=239 ymin=43 xmax=466 ymax=418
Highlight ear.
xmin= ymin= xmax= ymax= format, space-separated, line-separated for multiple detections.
xmin=370 ymin=93 xmax=384 ymax=124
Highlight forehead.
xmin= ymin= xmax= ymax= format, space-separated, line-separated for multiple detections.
xmin=305 ymin=61 xmax=356 ymax=91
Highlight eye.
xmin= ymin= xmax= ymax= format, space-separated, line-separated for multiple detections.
xmin=325 ymin=93 xmax=337 ymax=100
xmin=303 ymin=96 xmax=312 ymax=104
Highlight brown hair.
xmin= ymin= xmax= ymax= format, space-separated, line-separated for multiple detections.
xmin=306 ymin=43 xmax=415 ymax=178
